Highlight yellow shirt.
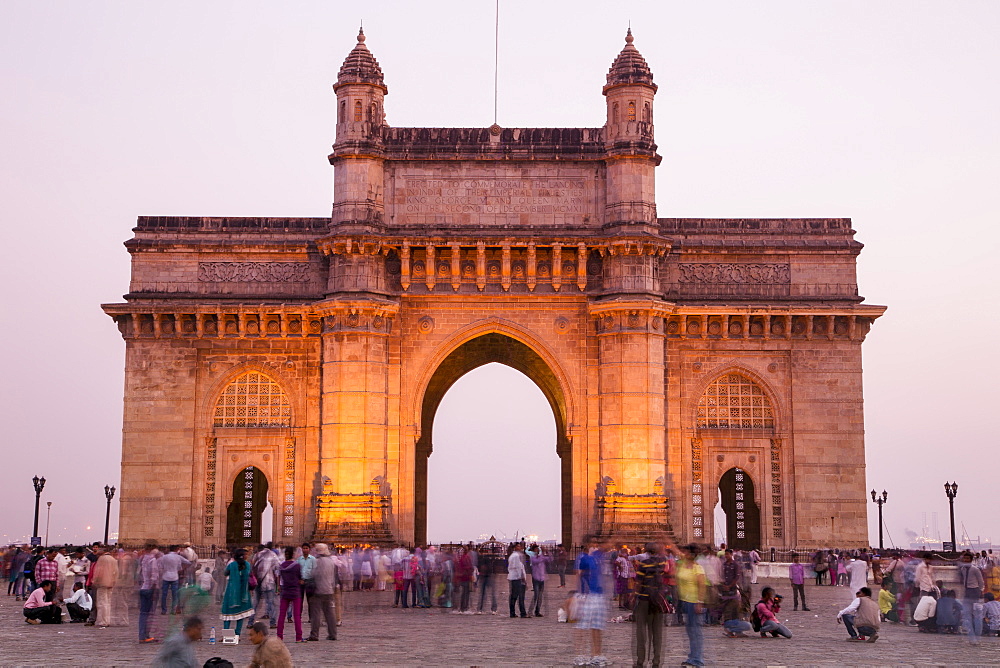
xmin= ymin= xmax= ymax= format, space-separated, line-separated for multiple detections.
xmin=676 ymin=560 xmax=705 ymax=603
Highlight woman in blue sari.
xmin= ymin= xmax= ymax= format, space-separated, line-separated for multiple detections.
xmin=221 ymin=549 xmax=254 ymax=634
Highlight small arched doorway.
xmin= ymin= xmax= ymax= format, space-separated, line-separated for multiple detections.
xmin=719 ymin=467 xmax=761 ymax=550
xmin=227 ymin=466 xmax=269 ymax=545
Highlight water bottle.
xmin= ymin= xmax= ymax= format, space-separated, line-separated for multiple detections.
xmin=209 ymin=627 xmax=216 ymax=644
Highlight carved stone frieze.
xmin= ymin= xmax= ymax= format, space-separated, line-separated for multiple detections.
xmin=677 ymin=263 xmax=790 ymax=284
xmin=198 ymin=262 xmax=312 ymax=283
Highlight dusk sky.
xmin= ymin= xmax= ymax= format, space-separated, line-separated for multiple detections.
xmin=1 ymin=1 xmax=997 ymax=548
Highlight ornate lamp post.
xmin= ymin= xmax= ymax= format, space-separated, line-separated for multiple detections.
xmin=870 ymin=489 xmax=887 ymax=550
xmin=45 ymin=501 xmax=52 ymax=546
xmin=31 ymin=476 xmax=46 ymax=540
xmin=944 ymin=482 xmax=958 ymax=552
xmin=103 ymin=485 xmax=116 ymax=545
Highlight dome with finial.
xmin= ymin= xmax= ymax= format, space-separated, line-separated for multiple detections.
xmin=336 ymin=27 xmax=387 ymax=91
xmin=604 ymin=28 xmax=656 ymax=91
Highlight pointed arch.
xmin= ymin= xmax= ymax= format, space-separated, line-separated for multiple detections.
xmin=354 ymin=100 xmax=363 ymax=122
xmin=627 ymin=100 xmax=636 ymax=121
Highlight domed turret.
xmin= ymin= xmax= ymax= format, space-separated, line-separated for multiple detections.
xmin=604 ymin=29 xmax=656 ymax=91
xmin=335 ymin=28 xmax=387 ymax=92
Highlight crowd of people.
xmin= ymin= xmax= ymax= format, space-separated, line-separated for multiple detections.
xmin=3 ymin=540 xmax=999 ymax=667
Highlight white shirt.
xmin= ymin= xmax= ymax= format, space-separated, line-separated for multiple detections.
xmin=848 ymin=559 xmax=869 ymax=594
xmin=838 ymin=596 xmax=861 ymax=618
xmin=197 ymin=571 xmax=214 ymax=591
xmin=507 ymin=552 xmax=526 ymax=580
xmin=159 ymin=552 xmax=190 ymax=582
xmin=913 ymin=595 xmax=937 ymax=622
xmin=66 ymin=588 xmax=93 ymax=610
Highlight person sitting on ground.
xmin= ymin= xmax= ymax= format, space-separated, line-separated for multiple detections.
xmin=934 ymin=589 xmax=961 ymax=634
xmin=153 ymin=616 xmax=203 ymax=668
xmin=248 ymin=620 xmax=293 ymax=668
xmin=878 ymin=580 xmax=898 ymax=623
xmin=196 ymin=566 xmax=214 ymax=594
xmin=982 ymin=592 xmax=1000 ymax=637
xmin=754 ymin=587 xmax=792 ymax=638
xmin=23 ymin=580 xmax=62 ymax=624
xmin=913 ymin=590 xmax=938 ymax=633
xmin=64 ymin=582 xmax=92 ymax=622
xmin=837 ymin=586 xmax=881 ymax=642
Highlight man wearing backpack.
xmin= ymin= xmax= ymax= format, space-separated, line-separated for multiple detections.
xmin=632 ymin=542 xmax=667 ymax=668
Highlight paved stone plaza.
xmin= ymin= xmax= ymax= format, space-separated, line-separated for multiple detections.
xmin=1 ymin=577 xmax=996 ymax=667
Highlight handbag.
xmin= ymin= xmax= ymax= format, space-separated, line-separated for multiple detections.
xmin=649 ymin=590 xmax=672 ymax=614
xmin=814 ymin=562 xmax=829 ymax=573
xmin=248 ymin=571 xmax=258 ymax=591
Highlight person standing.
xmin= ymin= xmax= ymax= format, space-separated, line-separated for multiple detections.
xmin=476 ymin=548 xmax=498 ymax=615
xmin=92 ymin=546 xmax=119 ymax=628
xmin=507 ymin=543 xmax=528 ymax=619
xmin=847 ymin=556 xmax=868 ymax=596
xmin=159 ymin=545 xmax=190 ymax=615
xmin=212 ymin=550 xmax=229 ymax=604
xmin=296 ymin=543 xmax=315 ymax=621
xmin=138 ymin=544 xmax=161 ymax=643
xmin=573 ymin=538 xmax=610 ymax=667
xmin=527 ymin=544 xmax=551 ymax=617
xmin=913 ymin=552 xmax=935 ymax=598
xmin=253 ymin=544 xmax=280 ymax=627
xmin=454 ymin=547 xmax=474 ymax=614
xmin=554 ymin=544 xmax=568 ymax=588
xmin=33 ymin=550 xmax=60 ymax=595
xmin=788 ymin=553 xmax=810 ymax=611
xmin=221 ymin=549 xmax=254 ymax=636
xmin=276 ymin=547 xmax=303 ymax=643
xmin=632 ymin=542 xmax=666 ymax=668
xmin=307 ymin=543 xmax=338 ymax=641
xmin=677 ymin=544 xmax=707 ymax=667
xmin=958 ymin=551 xmax=986 ymax=642
xmin=749 ymin=548 xmax=761 ymax=585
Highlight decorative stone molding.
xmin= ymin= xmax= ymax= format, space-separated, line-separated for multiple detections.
xmin=678 ymin=263 xmax=790 ymax=285
xmin=589 ymin=299 xmax=673 ymax=335
xmin=314 ymin=299 xmax=399 ymax=335
xmin=198 ymin=262 xmax=312 ymax=283
xmin=103 ymin=306 xmax=324 ymax=341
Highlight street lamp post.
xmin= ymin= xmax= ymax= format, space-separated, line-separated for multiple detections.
xmin=103 ymin=485 xmax=116 ymax=546
xmin=45 ymin=501 xmax=52 ymax=546
xmin=870 ymin=489 xmax=888 ymax=550
xmin=31 ymin=476 xmax=46 ymax=540
xmin=944 ymin=482 xmax=958 ymax=552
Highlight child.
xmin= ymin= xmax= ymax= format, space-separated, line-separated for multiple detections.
xmin=878 ymin=580 xmax=897 ymax=622
xmin=392 ymin=567 xmax=405 ymax=607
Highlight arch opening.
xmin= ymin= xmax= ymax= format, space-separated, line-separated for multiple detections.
xmin=416 ymin=333 xmax=571 ymax=546
xmin=427 ymin=364 xmax=559 ymax=544
xmin=226 ymin=466 xmax=269 ymax=546
xmin=718 ymin=467 xmax=761 ymax=550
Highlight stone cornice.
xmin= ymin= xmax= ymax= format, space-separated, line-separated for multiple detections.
xmin=312 ymin=297 xmax=400 ymax=335
xmin=101 ymin=303 xmax=324 ymax=340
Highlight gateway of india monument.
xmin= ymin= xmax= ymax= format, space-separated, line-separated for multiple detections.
xmin=103 ymin=28 xmax=885 ymax=550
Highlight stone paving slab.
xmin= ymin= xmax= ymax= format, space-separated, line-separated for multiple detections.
xmin=0 ymin=578 xmax=997 ymax=667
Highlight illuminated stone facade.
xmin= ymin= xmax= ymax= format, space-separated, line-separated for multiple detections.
xmin=103 ymin=29 xmax=884 ymax=549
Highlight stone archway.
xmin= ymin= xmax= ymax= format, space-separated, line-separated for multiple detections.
xmin=226 ymin=466 xmax=269 ymax=546
xmin=413 ymin=332 xmax=571 ymax=546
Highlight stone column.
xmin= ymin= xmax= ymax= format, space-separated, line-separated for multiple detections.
xmin=588 ymin=298 xmax=670 ymax=536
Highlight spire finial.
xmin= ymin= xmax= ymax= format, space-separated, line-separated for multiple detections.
xmin=625 ymin=28 xmax=633 ymax=45
xmin=357 ymin=25 xmax=365 ymax=43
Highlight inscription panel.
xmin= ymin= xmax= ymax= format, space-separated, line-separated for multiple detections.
xmin=386 ymin=165 xmax=603 ymax=227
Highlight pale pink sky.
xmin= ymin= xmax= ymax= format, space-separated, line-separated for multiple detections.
xmin=1 ymin=1 xmax=997 ymax=547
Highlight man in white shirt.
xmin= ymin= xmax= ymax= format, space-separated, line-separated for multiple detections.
xmin=914 ymin=552 xmax=936 ymax=598
xmin=65 ymin=582 xmax=93 ymax=622
xmin=507 ymin=543 xmax=528 ymax=618
xmin=196 ymin=566 xmax=214 ymax=594
xmin=847 ymin=557 xmax=869 ymax=595
xmin=159 ymin=545 xmax=190 ymax=615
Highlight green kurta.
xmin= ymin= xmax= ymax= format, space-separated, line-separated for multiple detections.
xmin=220 ymin=560 xmax=253 ymax=622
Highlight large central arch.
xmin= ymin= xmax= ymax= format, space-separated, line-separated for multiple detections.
xmin=413 ymin=332 xmax=572 ymax=546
